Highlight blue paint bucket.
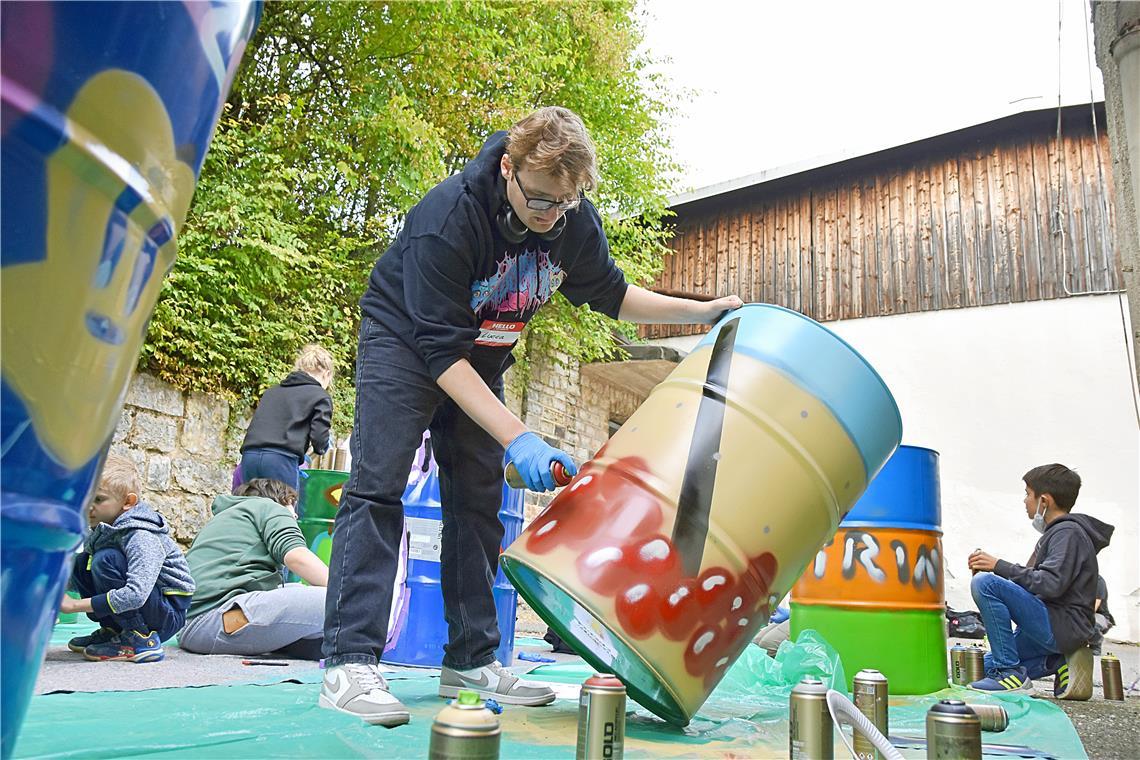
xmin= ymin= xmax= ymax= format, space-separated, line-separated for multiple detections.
xmin=840 ymin=445 xmax=941 ymax=531
xmin=383 ymin=461 xmax=524 ymax=668
xmin=0 ymin=3 xmax=259 ymax=756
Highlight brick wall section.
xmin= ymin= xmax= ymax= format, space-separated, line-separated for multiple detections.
xmin=502 ymin=351 xmax=651 ymax=634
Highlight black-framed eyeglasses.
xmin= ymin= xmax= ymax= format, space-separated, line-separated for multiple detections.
xmin=513 ymin=172 xmax=580 ymax=212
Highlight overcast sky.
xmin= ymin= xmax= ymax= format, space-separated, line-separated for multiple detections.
xmin=638 ymin=0 xmax=1106 ymax=193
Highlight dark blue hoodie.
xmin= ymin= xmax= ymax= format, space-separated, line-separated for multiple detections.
xmin=359 ymin=132 xmax=628 ymax=382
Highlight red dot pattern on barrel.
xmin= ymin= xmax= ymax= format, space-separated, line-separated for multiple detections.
xmin=526 ymin=456 xmax=780 ymax=687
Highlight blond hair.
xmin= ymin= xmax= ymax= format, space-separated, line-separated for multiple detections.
xmin=506 ymin=106 xmax=599 ymax=193
xmin=100 ymin=453 xmax=141 ymax=500
xmin=294 ymin=343 xmax=335 ymax=379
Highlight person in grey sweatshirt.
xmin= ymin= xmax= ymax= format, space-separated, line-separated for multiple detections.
xmin=60 ymin=454 xmax=195 ymax=663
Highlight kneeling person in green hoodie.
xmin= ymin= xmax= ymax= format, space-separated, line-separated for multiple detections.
xmin=180 ymin=478 xmax=328 ymax=660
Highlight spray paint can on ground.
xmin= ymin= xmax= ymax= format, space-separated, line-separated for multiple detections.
xmin=429 ymin=690 xmax=501 ymax=760
xmin=963 ymin=703 xmax=1009 ymax=732
xmin=504 ymin=461 xmax=572 ymax=491
xmin=963 ymin=646 xmax=986 ymax=684
xmin=852 ymin=669 xmax=888 ymax=760
xmin=1102 ymin=654 xmax=1124 ymax=701
xmin=790 ymin=676 xmax=833 ymax=759
xmin=949 ymin=645 xmax=969 ymax=685
xmin=576 ymin=674 xmax=626 ymax=760
xmin=926 ymin=699 xmax=981 ymax=759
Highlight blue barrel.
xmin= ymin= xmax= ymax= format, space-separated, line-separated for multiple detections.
xmin=840 ymin=444 xmax=941 ymax=530
xmin=383 ymin=461 xmax=525 ymax=668
xmin=0 ymin=4 xmax=259 ymax=756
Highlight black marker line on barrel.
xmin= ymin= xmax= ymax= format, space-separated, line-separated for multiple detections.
xmin=671 ymin=318 xmax=738 ymax=577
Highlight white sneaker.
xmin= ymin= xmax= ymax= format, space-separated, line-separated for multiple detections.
xmin=439 ymin=660 xmax=555 ymax=706
xmin=319 ymin=663 xmax=410 ymax=727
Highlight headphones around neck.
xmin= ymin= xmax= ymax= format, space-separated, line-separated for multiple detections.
xmin=495 ymin=200 xmax=566 ymax=244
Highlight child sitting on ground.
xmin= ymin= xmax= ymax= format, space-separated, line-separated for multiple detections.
xmin=238 ymin=344 xmax=334 ymax=493
xmin=61 ymin=454 xmax=195 ymax=662
xmin=178 ymin=478 xmax=328 ymax=660
xmin=967 ymin=463 xmax=1113 ymax=696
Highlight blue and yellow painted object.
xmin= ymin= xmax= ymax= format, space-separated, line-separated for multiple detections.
xmin=0 ymin=3 xmax=260 ymax=756
xmin=502 ymin=304 xmax=902 ymax=725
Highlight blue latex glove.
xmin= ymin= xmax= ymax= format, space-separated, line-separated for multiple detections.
xmin=505 ymin=432 xmax=578 ymax=492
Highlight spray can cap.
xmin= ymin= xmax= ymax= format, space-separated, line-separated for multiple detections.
xmin=457 ymin=689 xmax=482 ymax=706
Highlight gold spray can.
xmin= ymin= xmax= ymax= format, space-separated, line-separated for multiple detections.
xmin=429 ymin=690 xmax=501 ymax=760
xmin=1101 ymin=654 xmax=1124 ymax=701
xmin=948 ymin=645 xmax=969 ymax=685
xmin=964 ymin=703 xmax=1009 ymax=732
xmin=852 ymin=669 xmax=889 ymax=760
xmin=963 ymin=646 xmax=986 ymax=684
xmin=789 ymin=676 xmax=833 ymax=759
xmin=926 ymin=699 xmax=981 ymax=759
xmin=576 ymin=673 xmax=626 ymax=760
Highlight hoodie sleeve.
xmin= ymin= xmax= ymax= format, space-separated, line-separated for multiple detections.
xmin=257 ymin=506 xmax=307 ymax=566
xmin=559 ymin=213 xmax=628 ymax=319
xmin=402 ymin=232 xmax=479 ymax=379
xmin=307 ymin=392 xmax=332 ymax=455
xmin=90 ymin=532 xmax=164 ymax=618
xmin=993 ymin=526 xmax=1086 ymax=601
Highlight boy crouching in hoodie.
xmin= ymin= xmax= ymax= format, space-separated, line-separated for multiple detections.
xmin=60 ymin=454 xmax=195 ymax=662
xmin=966 ymin=463 xmax=1113 ymax=698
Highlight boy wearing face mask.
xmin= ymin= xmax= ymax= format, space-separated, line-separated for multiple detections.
xmin=966 ymin=464 xmax=1113 ymax=695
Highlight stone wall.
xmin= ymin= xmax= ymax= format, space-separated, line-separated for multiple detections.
xmin=109 ymin=374 xmax=247 ymax=547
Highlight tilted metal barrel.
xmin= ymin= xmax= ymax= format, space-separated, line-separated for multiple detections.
xmin=502 ymin=304 xmax=901 ymax=724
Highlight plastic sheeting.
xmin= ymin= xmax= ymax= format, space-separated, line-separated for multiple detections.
xmin=16 ymin=632 xmax=1085 ymax=759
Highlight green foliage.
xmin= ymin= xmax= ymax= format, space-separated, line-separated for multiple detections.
xmin=141 ymin=0 xmax=678 ymax=431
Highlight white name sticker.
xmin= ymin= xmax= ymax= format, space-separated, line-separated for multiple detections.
xmin=474 ymin=320 xmax=525 ymax=347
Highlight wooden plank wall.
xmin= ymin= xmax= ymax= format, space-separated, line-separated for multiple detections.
xmin=641 ymin=128 xmax=1119 ymax=340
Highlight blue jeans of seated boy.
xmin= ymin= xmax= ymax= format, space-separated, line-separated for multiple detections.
xmin=323 ymin=316 xmax=505 ymax=671
xmin=239 ymin=447 xmax=301 ymax=492
xmin=971 ymin=572 xmax=1061 ymax=678
xmin=71 ymin=548 xmax=189 ymax=642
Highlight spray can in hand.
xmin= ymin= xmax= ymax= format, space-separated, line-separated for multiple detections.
xmin=429 ymin=689 xmax=501 ymax=760
xmin=504 ymin=460 xmax=573 ymax=490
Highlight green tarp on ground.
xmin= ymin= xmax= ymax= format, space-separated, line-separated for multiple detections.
xmin=17 ymin=631 xmax=1085 ymax=758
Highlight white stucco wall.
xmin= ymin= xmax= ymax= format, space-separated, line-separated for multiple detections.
xmin=655 ymin=294 xmax=1140 ymax=643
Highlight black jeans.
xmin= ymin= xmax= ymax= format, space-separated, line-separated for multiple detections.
xmin=323 ymin=316 xmax=506 ymax=670
xmin=71 ymin=549 xmax=189 ymax=641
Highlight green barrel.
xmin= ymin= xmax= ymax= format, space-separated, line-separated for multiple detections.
xmin=300 ymin=469 xmax=349 ymax=520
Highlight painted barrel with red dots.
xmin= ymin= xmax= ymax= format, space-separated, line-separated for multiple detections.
xmin=500 ymin=304 xmax=902 ymax=725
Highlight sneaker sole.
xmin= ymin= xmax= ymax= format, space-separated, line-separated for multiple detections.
xmin=1056 ymin=649 xmax=1094 ymax=701
xmin=67 ymin=643 xmax=87 ymax=654
xmin=438 ymin=683 xmax=555 ymax=706
xmin=967 ymin=681 xmax=1035 ymax=695
xmin=318 ymin=693 xmax=410 ymax=727
xmin=83 ymin=649 xmax=164 ymax=663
